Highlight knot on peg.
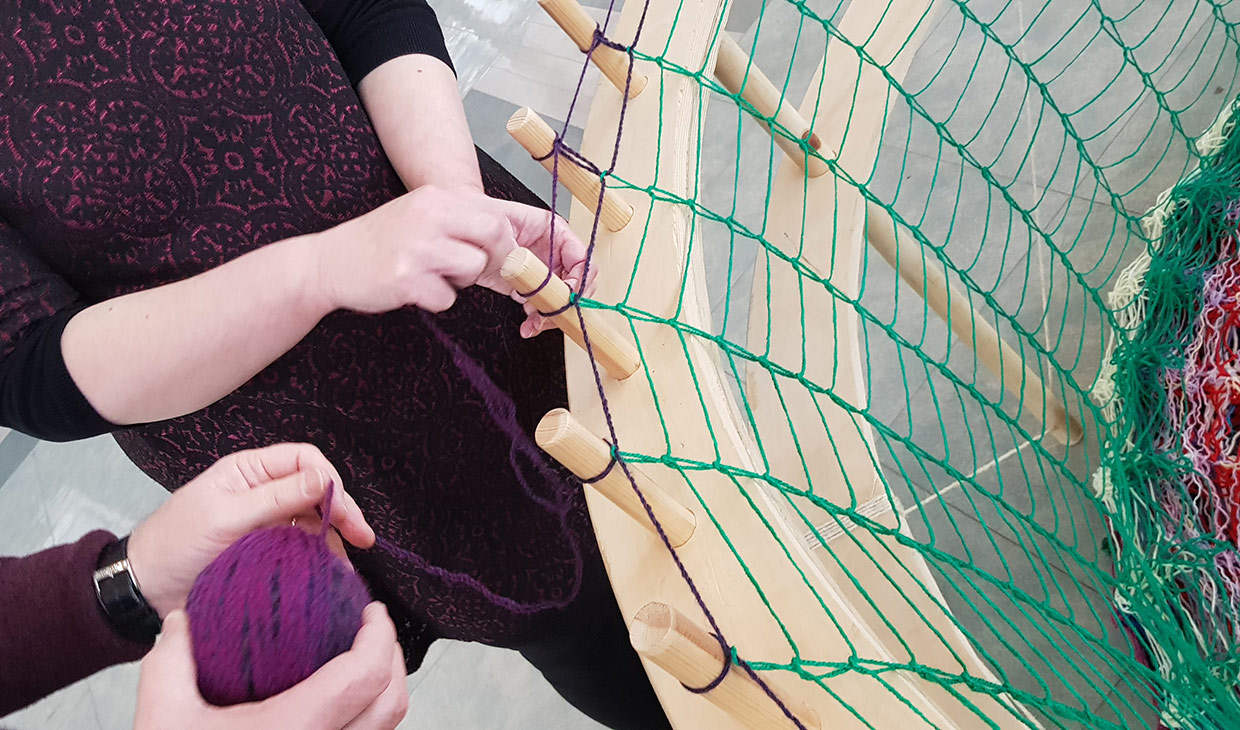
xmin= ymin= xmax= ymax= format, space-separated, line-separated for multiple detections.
xmin=681 ymin=632 xmax=735 ymax=694
xmin=590 ymin=25 xmax=632 ymax=54
xmin=536 ymin=290 xmax=580 ymax=318
xmin=581 ymin=444 xmax=620 ymax=484
xmin=532 ymin=135 xmax=606 ymax=177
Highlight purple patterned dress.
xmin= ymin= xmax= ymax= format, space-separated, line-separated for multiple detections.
xmin=0 ymin=0 xmax=594 ymax=663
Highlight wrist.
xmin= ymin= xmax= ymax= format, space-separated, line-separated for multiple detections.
xmin=284 ymin=232 xmax=344 ymax=317
xmin=94 ymin=536 xmax=163 ymax=643
xmin=124 ymin=526 xmax=177 ymax=618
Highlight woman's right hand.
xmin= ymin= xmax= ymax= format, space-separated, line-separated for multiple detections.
xmin=312 ymin=184 xmax=590 ymax=319
xmin=134 ymin=603 xmax=408 ymax=730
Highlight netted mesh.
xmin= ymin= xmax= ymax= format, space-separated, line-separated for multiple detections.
xmin=543 ymin=0 xmax=1240 ymax=727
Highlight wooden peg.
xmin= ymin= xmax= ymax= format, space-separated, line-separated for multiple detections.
xmin=539 ymin=0 xmax=647 ymax=97
xmin=507 ymin=107 xmax=633 ymax=232
xmin=630 ymin=603 xmax=821 ymax=729
xmin=866 ymin=204 xmax=1084 ymax=445
xmin=537 ymin=409 xmax=697 ymax=546
xmin=501 ymin=248 xmax=640 ymax=381
xmin=713 ymin=35 xmax=829 ymax=178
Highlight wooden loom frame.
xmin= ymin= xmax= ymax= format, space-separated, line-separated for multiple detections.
xmin=500 ymin=0 xmax=1081 ymax=726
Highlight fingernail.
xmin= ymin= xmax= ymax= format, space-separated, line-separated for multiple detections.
xmin=304 ymin=470 xmax=328 ymax=497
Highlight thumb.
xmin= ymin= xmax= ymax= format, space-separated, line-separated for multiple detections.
xmin=229 ymin=468 xmax=328 ymax=533
xmin=136 ymin=611 xmax=205 ymax=719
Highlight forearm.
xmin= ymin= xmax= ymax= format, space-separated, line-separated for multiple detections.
xmin=62 ymin=237 xmax=333 ymax=425
xmin=358 ymin=55 xmax=483 ymax=192
xmin=0 ymin=531 xmax=147 ymax=715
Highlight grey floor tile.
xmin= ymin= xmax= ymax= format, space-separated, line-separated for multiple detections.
xmin=399 ymin=641 xmax=606 ymax=729
xmin=0 ymin=459 xmax=54 ymax=556
xmin=2 ymin=680 xmax=99 ymax=730
xmin=0 ymin=430 xmax=36 ymax=489
xmin=724 ymin=0 xmax=769 ymax=33
xmin=437 ymin=2 xmax=542 ymax=96
xmin=464 ymin=90 xmax=587 ymax=219
xmin=85 ymin=662 xmax=141 ymax=730
xmin=27 ymin=437 xmax=166 ymax=545
xmin=1091 ymin=683 xmax=1160 ymax=730
xmin=1094 ymin=7 xmax=1240 ymax=213
xmin=900 ymin=493 xmax=1143 ymax=728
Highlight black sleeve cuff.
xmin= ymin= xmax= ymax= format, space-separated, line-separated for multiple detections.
xmin=0 ymin=305 xmax=116 ymax=442
xmin=351 ymin=3 xmax=454 ymax=84
xmin=309 ymin=1 xmax=456 ymax=86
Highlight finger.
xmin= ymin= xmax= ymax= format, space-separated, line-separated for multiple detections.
xmin=223 ymin=445 xmax=371 ymax=545
xmin=247 ymin=445 xmax=362 ymax=526
xmin=228 ymin=469 xmax=375 ymax=548
xmin=225 ymin=443 xmax=346 ymax=495
xmin=552 ymin=219 xmax=589 ymax=272
xmin=521 ymin=309 xmax=548 ymax=339
xmin=505 ymin=203 xmax=587 ymax=271
xmin=416 ymin=275 xmax=459 ymax=313
xmin=433 ymin=241 xmax=489 ymax=289
xmin=265 ymin=603 xmax=401 ymax=728
xmin=318 ymin=477 xmax=375 ymax=549
xmin=289 ymin=514 xmax=355 ymax=568
xmin=136 ymin=611 xmax=205 ymax=715
xmin=460 ymin=207 xmax=518 ymax=272
xmin=324 ymin=528 xmax=353 ymax=566
xmin=343 ymin=643 xmax=409 ymax=730
xmin=561 ymin=255 xmax=591 ymax=297
xmin=581 ymin=259 xmax=599 ymax=298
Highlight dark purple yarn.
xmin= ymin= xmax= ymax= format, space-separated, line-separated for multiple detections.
xmin=186 ymin=505 xmax=370 ymax=706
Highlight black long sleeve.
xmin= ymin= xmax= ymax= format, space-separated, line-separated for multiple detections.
xmin=0 ymin=221 xmax=114 ymax=442
xmin=0 ymin=305 xmax=114 ymax=442
xmin=302 ymin=0 xmax=455 ymax=85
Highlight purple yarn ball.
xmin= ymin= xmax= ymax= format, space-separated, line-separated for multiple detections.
xmin=186 ymin=525 xmax=370 ymax=706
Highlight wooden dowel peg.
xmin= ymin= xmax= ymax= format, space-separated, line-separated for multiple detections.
xmin=865 ymin=204 xmax=1084 ymax=445
xmin=539 ymin=0 xmax=647 ymax=97
xmin=536 ymin=409 xmax=697 ymax=546
xmin=507 ymin=107 xmax=634 ymax=233
xmin=501 ymin=248 xmax=640 ymax=381
xmin=630 ymin=603 xmax=821 ymax=729
xmin=713 ymin=35 xmax=829 ymax=178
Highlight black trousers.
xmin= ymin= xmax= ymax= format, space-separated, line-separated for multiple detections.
xmin=513 ymin=550 xmax=673 ymax=730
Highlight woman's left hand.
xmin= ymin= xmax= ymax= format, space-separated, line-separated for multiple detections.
xmin=126 ymin=443 xmax=375 ymax=618
xmin=471 ymin=196 xmax=596 ymax=339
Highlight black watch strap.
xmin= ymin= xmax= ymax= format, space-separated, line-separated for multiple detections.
xmin=93 ymin=536 xmax=162 ymax=644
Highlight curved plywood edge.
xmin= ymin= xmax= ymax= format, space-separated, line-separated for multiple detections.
xmin=743 ymin=0 xmax=1034 ymax=726
xmin=556 ymin=0 xmax=1009 ymax=727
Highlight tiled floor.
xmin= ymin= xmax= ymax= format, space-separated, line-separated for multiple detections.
xmin=3 ymin=0 xmax=1237 ymax=728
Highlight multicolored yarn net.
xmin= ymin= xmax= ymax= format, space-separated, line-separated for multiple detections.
xmin=1095 ymin=111 xmax=1240 ymax=727
xmin=530 ymin=0 xmax=1240 ymax=726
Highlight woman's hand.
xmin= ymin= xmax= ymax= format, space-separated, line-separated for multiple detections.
xmin=126 ymin=444 xmax=375 ymax=618
xmin=134 ymin=604 xmax=408 ymax=730
xmin=477 ymin=198 xmax=595 ymax=339
xmin=312 ymin=185 xmax=592 ymax=335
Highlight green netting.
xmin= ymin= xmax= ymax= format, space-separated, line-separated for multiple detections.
xmin=551 ymin=0 xmax=1240 ymax=727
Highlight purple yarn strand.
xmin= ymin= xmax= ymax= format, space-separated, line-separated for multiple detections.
xmin=319 ymin=479 xmax=334 ymax=539
xmin=365 ymin=312 xmax=584 ymax=616
xmin=546 ymin=3 xmax=808 ymax=726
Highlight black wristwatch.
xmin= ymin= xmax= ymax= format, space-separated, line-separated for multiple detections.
xmin=93 ymin=536 xmax=162 ymax=644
